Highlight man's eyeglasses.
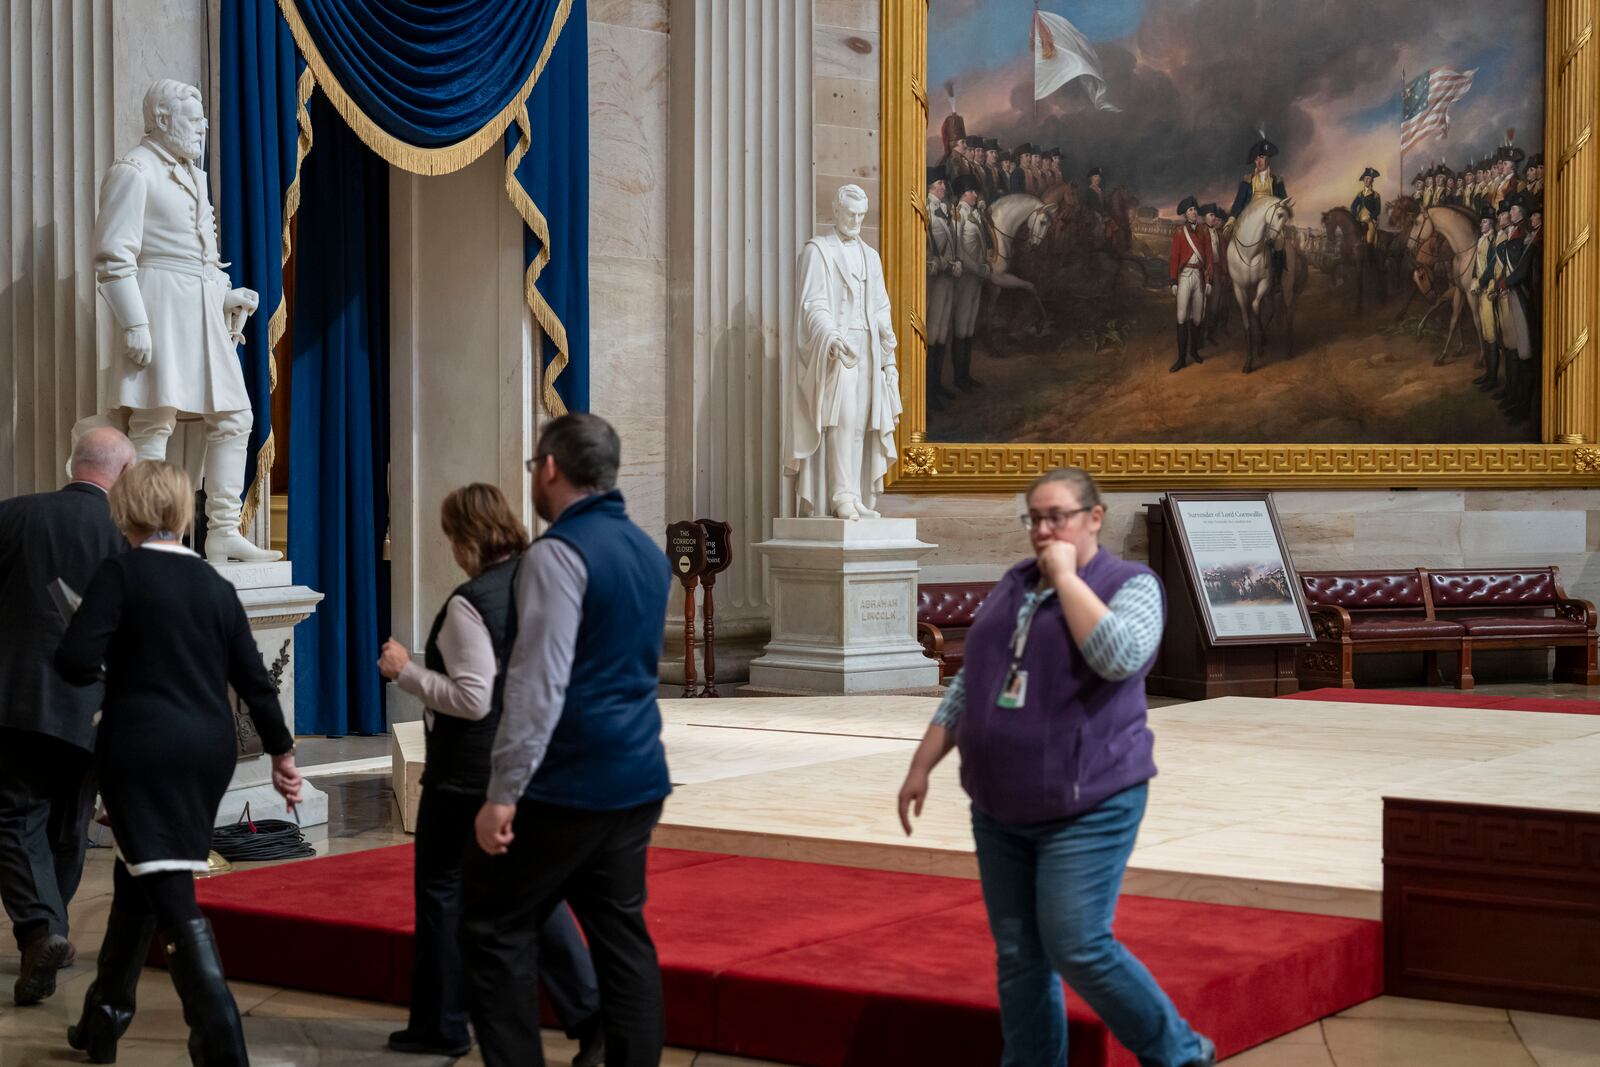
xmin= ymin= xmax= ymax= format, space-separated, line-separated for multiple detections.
xmin=524 ymin=454 xmax=546 ymax=474
xmin=1020 ymin=507 xmax=1092 ymax=532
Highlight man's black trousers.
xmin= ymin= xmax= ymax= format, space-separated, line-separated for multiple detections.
xmin=0 ymin=728 xmax=97 ymax=949
xmin=410 ymin=787 xmax=600 ymax=1048
xmin=460 ymin=797 xmax=664 ymax=1067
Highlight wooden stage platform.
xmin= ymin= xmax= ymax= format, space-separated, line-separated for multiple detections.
xmin=393 ymin=694 xmax=1600 ymax=923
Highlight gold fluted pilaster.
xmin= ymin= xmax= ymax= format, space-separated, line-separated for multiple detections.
xmin=882 ymin=0 xmax=930 ymax=481
xmin=1549 ymin=0 xmax=1598 ymax=444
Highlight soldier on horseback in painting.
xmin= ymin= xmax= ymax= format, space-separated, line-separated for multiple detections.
xmin=926 ymin=166 xmax=961 ymax=411
xmin=1351 ymin=167 xmax=1386 ymax=301
xmin=1085 ymin=167 xmax=1108 ymax=219
xmin=1228 ymin=136 xmax=1288 ymax=289
xmin=1169 ymin=196 xmax=1213 ymax=373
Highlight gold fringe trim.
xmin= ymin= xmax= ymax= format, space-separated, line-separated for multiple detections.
xmin=501 ymin=0 xmax=575 ymax=416
xmin=241 ymin=66 xmax=317 ymax=533
xmin=277 ymin=0 xmax=542 ymax=176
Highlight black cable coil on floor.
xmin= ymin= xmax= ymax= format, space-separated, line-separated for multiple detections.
xmin=210 ymin=803 xmax=317 ymax=862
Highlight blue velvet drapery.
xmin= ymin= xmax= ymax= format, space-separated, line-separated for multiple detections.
xmin=219 ymin=0 xmax=589 ymax=734
xmin=288 ymin=95 xmax=390 ymax=737
xmin=216 ymin=2 xmax=307 ymax=527
xmin=281 ymin=0 xmax=589 ymax=412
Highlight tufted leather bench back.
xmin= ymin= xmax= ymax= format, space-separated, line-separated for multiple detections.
xmin=1299 ymin=571 xmax=1426 ymax=612
xmin=917 ymin=582 xmax=996 ymax=628
xmin=1426 ymin=568 xmax=1559 ymax=609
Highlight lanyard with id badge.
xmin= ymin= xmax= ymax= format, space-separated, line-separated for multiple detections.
xmin=997 ymin=584 xmax=1052 ymax=709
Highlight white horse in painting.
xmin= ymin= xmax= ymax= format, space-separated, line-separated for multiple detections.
xmin=983 ymin=193 xmax=1056 ymax=320
xmin=1228 ymin=195 xmax=1298 ymax=373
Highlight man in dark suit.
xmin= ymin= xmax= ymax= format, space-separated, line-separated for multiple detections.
xmin=0 ymin=427 xmax=134 ymax=1005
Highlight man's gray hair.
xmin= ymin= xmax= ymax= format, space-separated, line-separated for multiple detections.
xmin=70 ymin=427 xmax=136 ymax=483
xmin=143 ymin=79 xmax=202 ymax=135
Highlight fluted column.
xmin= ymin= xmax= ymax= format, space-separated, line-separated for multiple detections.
xmin=0 ymin=1 xmax=115 ymax=496
xmin=1549 ymin=0 xmax=1600 ymax=444
xmin=0 ymin=0 xmax=206 ymax=498
xmin=664 ymin=0 xmax=814 ymax=682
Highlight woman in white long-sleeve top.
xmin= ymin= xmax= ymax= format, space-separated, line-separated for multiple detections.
xmin=378 ymin=484 xmax=602 ymax=1064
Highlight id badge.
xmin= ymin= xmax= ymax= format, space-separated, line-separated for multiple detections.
xmin=997 ymin=667 xmax=1028 ymax=709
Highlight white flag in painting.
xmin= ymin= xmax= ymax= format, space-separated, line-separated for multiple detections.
xmin=1033 ymin=9 xmax=1119 ymax=110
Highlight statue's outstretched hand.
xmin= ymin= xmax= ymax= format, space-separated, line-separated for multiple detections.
xmin=124 ymin=325 xmax=152 ymax=368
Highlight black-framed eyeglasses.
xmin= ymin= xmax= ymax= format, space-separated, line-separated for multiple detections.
xmin=524 ymin=454 xmax=547 ymax=474
xmin=1020 ymin=507 xmax=1092 ymax=531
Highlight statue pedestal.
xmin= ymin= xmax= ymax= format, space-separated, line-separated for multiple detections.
xmin=212 ymin=561 xmax=327 ymax=828
xmin=748 ymin=518 xmax=939 ymax=693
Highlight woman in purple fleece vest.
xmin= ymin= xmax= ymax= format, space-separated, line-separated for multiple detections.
xmin=898 ymin=469 xmax=1214 ymax=1067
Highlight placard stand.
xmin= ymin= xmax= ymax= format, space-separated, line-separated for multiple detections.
xmin=695 ymin=519 xmax=732 ymax=697
xmin=1144 ymin=499 xmax=1305 ymax=700
xmin=666 ymin=522 xmax=708 ymax=698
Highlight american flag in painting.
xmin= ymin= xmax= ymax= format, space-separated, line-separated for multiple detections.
xmin=1401 ymin=68 xmax=1477 ymax=152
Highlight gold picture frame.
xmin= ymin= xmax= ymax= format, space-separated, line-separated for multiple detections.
xmin=881 ymin=0 xmax=1600 ymax=491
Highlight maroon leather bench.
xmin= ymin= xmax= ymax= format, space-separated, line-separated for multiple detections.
xmin=916 ymin=582 xmax=996 ymax=682
xmin=1296 ymin=566 xmax=1597 ymax=690
xmin=1425 ymin=568 xmax=1600 ymax=687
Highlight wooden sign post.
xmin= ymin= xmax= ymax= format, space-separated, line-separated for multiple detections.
xmin=695 ymin=519 xmax=733 ymax=697
xmin=666 ymin=521 xmax=709 ymax=698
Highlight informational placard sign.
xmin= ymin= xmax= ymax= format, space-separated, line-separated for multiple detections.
xmin=666 ymin=522 xmax=709 ymax=696
xmin=1164 ymin=493 xmax=1313 ymax=646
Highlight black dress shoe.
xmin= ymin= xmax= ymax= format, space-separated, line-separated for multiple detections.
xmin=572 ymin=1028 xmax=606 ymax=1067
xmin=14 ymin=932 xmax=71 ymax=1006
xmin=387 ymin=1028 xmax=473 ymax=1057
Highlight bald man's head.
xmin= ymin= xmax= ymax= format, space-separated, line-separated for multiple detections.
xmin=70 ymin=427 xmax=136 ymax=489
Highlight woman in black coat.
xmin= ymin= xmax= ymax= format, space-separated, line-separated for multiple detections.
xmin=55 ymin=461 xmax=301 ymax=1065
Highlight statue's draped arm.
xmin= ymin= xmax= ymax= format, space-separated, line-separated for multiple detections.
xmin=93 ymin=162 xmax=151 ymax=330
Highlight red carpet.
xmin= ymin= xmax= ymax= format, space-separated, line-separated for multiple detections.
xmin=1287 ymin=687 xmax=1600 ymax=715
xmin=195 ymin=845 xmax=1381 ymax=1066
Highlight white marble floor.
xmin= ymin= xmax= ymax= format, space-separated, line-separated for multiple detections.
xmin=643 ymin=694 xmax=1600 ymax=920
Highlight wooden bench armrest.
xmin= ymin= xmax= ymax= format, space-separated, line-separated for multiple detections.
xmin=1308 ymin=604 xmax=1353 ymax=641
xmin=1556 ymin=597 xmax=1598 ymax=630
xmin=917 ymin=621 xmax=946 ymax=655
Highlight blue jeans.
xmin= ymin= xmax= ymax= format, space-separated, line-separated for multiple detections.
xmin=972 ymin=784 xmax=1210 ymax=1067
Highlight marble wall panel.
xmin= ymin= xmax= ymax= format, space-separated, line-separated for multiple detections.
xmin=1460 ymin=511 xmax=1586 ymax=557
xmin=615 ymin=415 xmax=667 ymax=544
xmin=814 ymin=24 xmax=879 ymax=81
xmin=589 ymin=0 xmax=668 ymax=33
xmin=815 ymin=0 xmax=877 ymax=32
xmin=815 ymin=75 xmax=879 ymax=128
xmin=589 ymin=21 xmax=669 ymax=262
xmin=589 ymin=255 xmax=668 ymax=418
xmin=815 ymin=124 xmax=880 ymax=181
xmin=1354 ymin=511 xmax=1465 ymax=559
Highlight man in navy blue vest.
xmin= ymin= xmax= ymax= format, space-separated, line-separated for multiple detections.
xmin=460 ymin=413 xmax=672 ymax=1067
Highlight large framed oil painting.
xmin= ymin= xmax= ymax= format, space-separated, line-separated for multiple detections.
xmin=880 ymin=0 xmax=1600 ymax=490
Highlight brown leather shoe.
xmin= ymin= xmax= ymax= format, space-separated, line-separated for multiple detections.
xmin=14 ymin=932 xmax=71 ymax=1005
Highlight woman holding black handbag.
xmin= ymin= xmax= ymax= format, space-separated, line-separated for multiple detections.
xmin=379 ymin=483 xmax=603 ymax=1063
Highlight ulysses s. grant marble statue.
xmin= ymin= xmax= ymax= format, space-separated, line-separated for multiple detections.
xmin=89 ymin=79 xmax=277 ymax=563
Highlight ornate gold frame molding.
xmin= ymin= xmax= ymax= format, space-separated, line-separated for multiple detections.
xmin=882 ymin=0 xmax=1600 ymax=490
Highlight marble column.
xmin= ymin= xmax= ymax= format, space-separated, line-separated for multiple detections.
xmin=0 ymin=2 xmax=114 ymax=497
xmin=663 ymin=0 xmax=814 ymax=684
xmin=0 ymin=0 xmax=206 ymax=499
